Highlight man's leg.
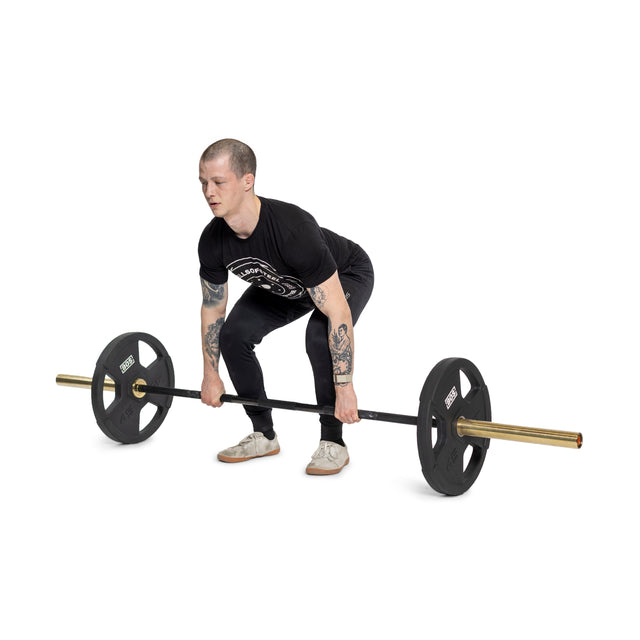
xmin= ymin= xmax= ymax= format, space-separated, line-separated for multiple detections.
xmin=220 ymin=286 xmax=313 ymax=437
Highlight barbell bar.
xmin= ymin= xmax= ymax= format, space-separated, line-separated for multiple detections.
xmin=55 ymin=374 xmax=582 ymax=449
xmin=56 ymin=331 xmax=582 ymax=495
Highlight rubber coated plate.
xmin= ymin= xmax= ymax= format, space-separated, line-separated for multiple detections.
xmin=91 ymin=332 xmax=174 ymax=444
xmin=417 ymin=357 xmax=491 ymax=496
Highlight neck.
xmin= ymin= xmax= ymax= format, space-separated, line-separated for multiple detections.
xmin=225 ymin=195 xmax=261 ymax=239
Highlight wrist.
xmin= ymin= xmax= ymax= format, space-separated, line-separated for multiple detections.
xmin=333 ymin=374 xmax=353 ymax=385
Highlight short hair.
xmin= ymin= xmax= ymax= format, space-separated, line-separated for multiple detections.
xmin=200 ymin=139 xmax=257 ymax=179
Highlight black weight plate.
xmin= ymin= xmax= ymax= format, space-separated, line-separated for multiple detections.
xmin=91 ymin=332 xmax=174 ymax=444
xmin=417 ymin=357 xmax=491 ymax=496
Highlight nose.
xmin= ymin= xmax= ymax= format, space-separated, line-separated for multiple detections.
xmin=205 ymin=182 xmax=217 ymax=199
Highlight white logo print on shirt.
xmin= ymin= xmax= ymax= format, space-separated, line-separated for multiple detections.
xmin=227 ymin=257 xmax=306 ymax=299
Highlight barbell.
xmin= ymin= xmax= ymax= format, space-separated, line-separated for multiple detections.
xmin=56 ymin=331 xmax=582 ymax=496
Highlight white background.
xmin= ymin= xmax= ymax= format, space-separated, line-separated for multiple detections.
xmin=2 ymin=1 xmax=638 ymax=638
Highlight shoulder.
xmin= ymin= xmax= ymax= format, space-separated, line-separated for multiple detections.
xmin=200 ymin=217 xmax=224 ymax=237
xmin=260 ymin=197 xmax=317 ymax=228
xmin=199 ymin=217 xmax=226 ymax=245
xmin=198 ymin=218 xmax=226 ymax=257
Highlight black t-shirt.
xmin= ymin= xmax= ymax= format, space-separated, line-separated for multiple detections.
xmin=198 ymin=197 xmax=363 ymax=300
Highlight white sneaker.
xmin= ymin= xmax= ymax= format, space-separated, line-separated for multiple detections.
xmin=217 ymin=432 xmax=280 ymax=463
xmin=306 ymin=441 xmax=349 ymax=475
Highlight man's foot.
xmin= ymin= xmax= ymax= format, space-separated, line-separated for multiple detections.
xmin=305 ymin=441 xmax=349 ymax=475
xmin=217 ymin=432 xmax=280 ymax=463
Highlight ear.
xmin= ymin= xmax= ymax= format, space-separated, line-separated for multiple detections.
xmin=243 ymin=173 xmax=255 ymax=192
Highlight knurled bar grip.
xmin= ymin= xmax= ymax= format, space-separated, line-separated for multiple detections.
xmin=139 ymin=384 xmax=419 ymax=426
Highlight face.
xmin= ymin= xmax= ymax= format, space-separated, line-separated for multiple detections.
xmin=198 ymin=155 xmax=254 ymax=218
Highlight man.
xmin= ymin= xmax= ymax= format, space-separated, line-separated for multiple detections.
xmin=198 ymin=139 xmax=374 ymax=475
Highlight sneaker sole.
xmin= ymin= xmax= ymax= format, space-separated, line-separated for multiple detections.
xmin=305 ymin=457 xmax=350 ymax=476
xmin=217 ymin=448 xmax=280 ymax=463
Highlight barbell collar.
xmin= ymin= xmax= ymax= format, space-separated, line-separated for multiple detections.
xmin=138 ymin=384 xmax=419 ymax=425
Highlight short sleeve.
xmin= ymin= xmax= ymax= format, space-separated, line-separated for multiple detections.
xmin=283 ymin=221 xmax=337 ymax=288
xmin=198 ymin=222 xmax=228 ymax=284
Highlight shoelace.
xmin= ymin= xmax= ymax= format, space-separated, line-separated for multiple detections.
xmin=312 ymin=442 xmax=336 ymax=460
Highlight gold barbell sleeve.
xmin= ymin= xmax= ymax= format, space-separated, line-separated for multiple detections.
xmin=456 ymin=417 xmax=582 ymax=449
xmin=56 ymin=374 xmax=116 ymax=391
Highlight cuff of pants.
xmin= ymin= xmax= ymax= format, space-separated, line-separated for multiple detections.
xmin=245 ymin=406 xmax=274 ymax=431
xmin=320 ymin=415 xmax=343 ymax=443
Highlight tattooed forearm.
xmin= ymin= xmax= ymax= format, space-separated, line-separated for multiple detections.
xmin=201 ymin=278 xmax=226 ymax=308
xmin=309 ymin=285 xmax=328 ymax=309
xmin=308 ymin=277 xmax=355 ymax=386
xmin=204 ymin=317 xmax=225 ymax=370
xmin=329 ymin=322 xmax=353 ymax=383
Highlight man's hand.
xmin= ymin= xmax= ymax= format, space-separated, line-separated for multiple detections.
xmin=334 ymin=384 xmax=360 ymax=424
xmin=201 ymin=373 xmax=226 ymax=408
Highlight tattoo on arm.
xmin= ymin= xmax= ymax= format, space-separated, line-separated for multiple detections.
xmin=204 ymin=317 xmax=225 ymax=370
xmin=201 ymin=279 xmax=226 ymax=308
xmin=309 ymin=285 xmax=328 ymax=310
xmin=329 ymin=321 xmax=353 ymax=385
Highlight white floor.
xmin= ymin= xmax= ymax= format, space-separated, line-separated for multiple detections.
xmin=4 ymin=352 xmax=633 ymax=639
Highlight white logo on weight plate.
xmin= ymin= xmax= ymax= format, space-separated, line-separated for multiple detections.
xmin=444 ymin=385 xmax=458 ymax=410
xmin=120 ymin=355 xmax=135 ymax=374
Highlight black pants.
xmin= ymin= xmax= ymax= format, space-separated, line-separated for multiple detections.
xmin=219 ymin=252 xmax=374 ymax=444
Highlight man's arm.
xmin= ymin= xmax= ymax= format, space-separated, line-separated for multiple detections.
xmin=308 ymin=271 xmax=360 ymax=424
xmin=200 ymin=278 xmax=228 ymax=407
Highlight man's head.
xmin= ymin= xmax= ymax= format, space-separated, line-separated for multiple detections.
xmin=199 ymin=139 xmax=257 ymax=219
xmin=200 ymin=139 xmax=257 ymax=179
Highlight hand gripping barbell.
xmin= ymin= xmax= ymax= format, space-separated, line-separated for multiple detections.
xmin=56 ymin=332 xmax=582 ymax=496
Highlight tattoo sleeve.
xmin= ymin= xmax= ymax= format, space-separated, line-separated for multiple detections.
xmin=201 ymin=278 xmax=226 ymax=308
xmin=328 ymin=319 xmax=353 ymax=385
xmin=204 ymin=317 xmax=225 ymax=371
xmin=308 ymin=278 xmax=354 ymax=387
xmin=309 ymin=285 xmax=328 ymax=310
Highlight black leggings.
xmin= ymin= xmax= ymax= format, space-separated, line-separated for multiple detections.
xmin=219 ymin=254 xmax=374 ymax=444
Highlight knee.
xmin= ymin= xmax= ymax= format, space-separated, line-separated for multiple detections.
xmin=220 ymin=319 xmax=254 ymax=359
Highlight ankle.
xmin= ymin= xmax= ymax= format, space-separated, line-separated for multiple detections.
xmin=323 ymin=437 xmax=345 ymax=447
